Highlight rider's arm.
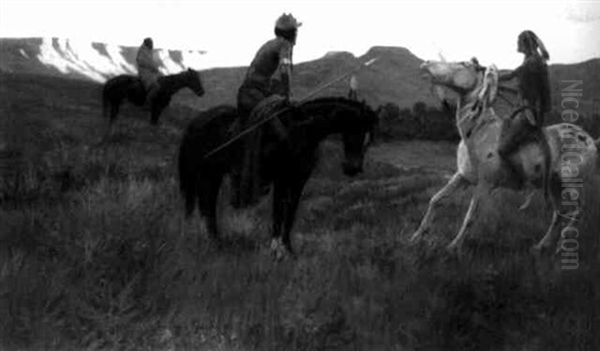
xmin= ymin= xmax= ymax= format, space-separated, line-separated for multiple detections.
xmin=498 ymin=68 xmax=518 ymax=82
xmin=499 ymin=55 xmax=538 ymax=82
xmin=278 ymin=42 xmax=293 ymax=99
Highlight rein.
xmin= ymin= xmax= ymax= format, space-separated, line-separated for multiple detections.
xmin=497 ymin=85 xmax=518 ymax=108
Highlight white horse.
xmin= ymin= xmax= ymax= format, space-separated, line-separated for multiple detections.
xmin=412 ymin=59 xmax=599 ymax=254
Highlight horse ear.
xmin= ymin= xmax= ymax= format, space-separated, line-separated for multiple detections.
xmin=479 ymin=64 xmax=498 ymax=105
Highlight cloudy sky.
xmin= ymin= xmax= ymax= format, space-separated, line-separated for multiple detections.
xmin=1 ymin=0 xmax=599 ymax=68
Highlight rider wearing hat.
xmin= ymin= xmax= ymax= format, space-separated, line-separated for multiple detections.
xmin=237 ymin=13 xmax=301 ymax=122
xmin=136 ymin=37 xmax=162 ymax=105
xmin=233 ymin=13 xmax=301 ymax=207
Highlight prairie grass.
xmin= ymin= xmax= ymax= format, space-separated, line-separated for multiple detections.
xmin=1 ymin=73 xmax=599 ymax=350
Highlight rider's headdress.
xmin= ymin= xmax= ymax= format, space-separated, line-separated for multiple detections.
xmin=518 ymin=30 xmax=549 ymax=61
xmin=275 ymin=13 xmax=302 ymax=31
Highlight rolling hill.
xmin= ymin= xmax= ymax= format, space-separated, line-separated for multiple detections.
xmin=1 ymin=37 xmax=598 ymax=113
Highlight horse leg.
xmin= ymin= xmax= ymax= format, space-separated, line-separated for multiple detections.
xmin=531 ymin=210 xmax=560 ymax=254
xmin=410 ymin=173 xmax=470 ymax=242
xmin=530 ymin=181 xmax=572 ymax=254
xmin=270 ymin=180 xmax=287 ymax=260
xmin=280 ymin=177 xmax=307 ymax=257
xmin=150 ymin=102 xmax=165 ymax=125
xmin=271 ymin=178 xmax=299 ymax=260
xmin=446 ymin=185 xmax=485 ymax=254
xmin=203 ymin=174 xmax=223 ymax=246
xmin=150 ymin=106 xmax=160 ymax=125
xmin=533 ymin=201 xmax=579 ymax=256
xmin=103 ymin=102 xmax=119 ymax=140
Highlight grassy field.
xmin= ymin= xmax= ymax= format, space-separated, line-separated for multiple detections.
xmin=1 ymin=73 xmax=599 ymax=350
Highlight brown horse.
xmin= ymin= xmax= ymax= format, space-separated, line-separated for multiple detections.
xmin=102 ymin=68 xmax=204 ymax=128
xmin=178 ymin=97 xmax=378 ymax=259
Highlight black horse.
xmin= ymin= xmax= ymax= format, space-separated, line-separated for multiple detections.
xmin=102 ymin=68 xmax=205 ymax=127
xmin=178 ymin=97 xmax=378 ymax=258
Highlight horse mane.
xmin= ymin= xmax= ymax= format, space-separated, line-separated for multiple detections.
xmin=301 ymin=96 xmax=367 ymax=109
xmin=294 ymin=96 xmax=378 ymax=138
xmin=300 ymin=96 xmax=374 ymax=120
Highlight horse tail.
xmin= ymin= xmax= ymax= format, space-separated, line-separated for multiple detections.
xmin=179 ymin=105 xmax=238 ymax=218
xmin=178 ymin=129 xmax=197 ymax=217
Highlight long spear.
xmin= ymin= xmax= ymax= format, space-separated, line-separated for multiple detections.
xmin=203 ymin=57 xmax=379 ymax=159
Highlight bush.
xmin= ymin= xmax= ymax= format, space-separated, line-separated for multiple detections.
xmin=376 ymin=101 xmax=459 ymax=141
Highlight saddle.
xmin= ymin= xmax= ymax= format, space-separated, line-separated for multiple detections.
xmin=248 ymin=95 xmax=291 ymax=135
xmin=227 ymin=95 xmax=290 ymax=137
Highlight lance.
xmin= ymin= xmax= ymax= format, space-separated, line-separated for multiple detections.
xmin=297 ymin=57 xmax=378 ymax=102
xmin=203 ymin=57 xmax=379 ymax=159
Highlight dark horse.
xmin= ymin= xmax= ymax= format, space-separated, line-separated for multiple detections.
xmin=178 ymin=97 xmax=378 ymax=258
xmin=102 ymin=68 xmax=205 ymax=127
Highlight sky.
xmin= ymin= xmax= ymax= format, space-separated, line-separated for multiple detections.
xmin=1 ymin=0 xmax=599 ymax=69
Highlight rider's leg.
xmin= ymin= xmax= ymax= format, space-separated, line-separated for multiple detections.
xmin=535 ymin=115 xmax=552 ymax=204
xmin=268 ymin=117 xmax=289 ymax=142
xmin=146 ymin=81 xmax=160 ymax=106
xmin=233 ymin=85 xmax=265 ymax=208
xmin=498 ymin=114 xmax=535 ymax=187
xmin=498 ymin=119 xmax=523 ymax=185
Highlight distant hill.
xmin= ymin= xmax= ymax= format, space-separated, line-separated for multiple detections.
xmin=0 ymin=37 xmax=207 ymax=82
xmin=1 ymin=37 xmax=598 ymax=114
xmin=548 ymin=60 xmax=600 ymax=114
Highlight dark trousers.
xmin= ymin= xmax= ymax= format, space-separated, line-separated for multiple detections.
xmin=237 ymin=84 xmax=269 ymax=122
xmin=233 ymin=84 xmax=271 ymax=207
xmin=498 ymin=110 xmax=550 ymax=196
xmin=498 ymin=114 xmax=540 ymax=157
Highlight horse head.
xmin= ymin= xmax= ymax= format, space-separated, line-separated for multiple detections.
xmin=185 ymin=68 xmax=205 ymax=97
xmin=420 ymin=58 xmax=499 ymax=127
xmin=341 ymin=100 xmax=378 ymax=176
xmin=420 ymin=58 xmax=488 ymax=95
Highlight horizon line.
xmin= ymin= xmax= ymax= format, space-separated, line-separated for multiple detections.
xmin=1 ymin=35 xmax=598 ymax=70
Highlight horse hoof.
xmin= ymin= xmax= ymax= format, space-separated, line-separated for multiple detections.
xmin=270 ymin=238 xmax=290 ymax=262
xmin=272 ymin=249 xmax=293 ymax=262
xmin=530 ymin=243 xmax=549 ymax=256
xmin=410 ymin=229 xmax=425 ymax=243
xmin=446 ymin=243 xmax=462 ymax=257
xmin=519 ymin=192 xmax=534 ymax=211
xmin=208 ymin=237 xmax=223 ymax=251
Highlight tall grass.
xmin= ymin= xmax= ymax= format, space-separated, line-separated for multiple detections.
xmin=1 ymin=77 xmax=599 ymax=350
xmin=2 ymin=135 xmax=598 ymax=350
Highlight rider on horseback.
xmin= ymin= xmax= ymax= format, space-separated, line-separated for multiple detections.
xmin=498 ymin=30 xmax=552 ymax=193
xmin=237 ymin=13 xmax=301 ymax=122
xmin=233 ymin=13 xmax=302 ymax=207
xmin=136 ymin=37 xmax=162 ymax=106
